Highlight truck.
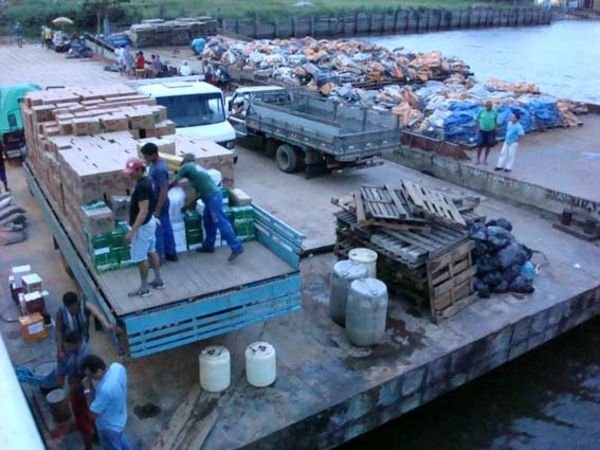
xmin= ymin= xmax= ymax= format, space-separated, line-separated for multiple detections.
xmin=0 ymin=84 xmax=41 ymax=158
xmin=21 ymin=85 xmax=304 ymax=359
xmin=127 ymin=76 xmax=237 ymax=151
xmin=227 ymin=88 xmax=403 ymax=177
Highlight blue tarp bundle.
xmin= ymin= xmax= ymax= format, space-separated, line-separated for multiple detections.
xmin=443 ymin=102 xmax=479 ymax=144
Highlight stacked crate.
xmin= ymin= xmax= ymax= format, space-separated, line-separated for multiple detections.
xmin=128 ymin=17 xmax=218 ymax=48
xmin=231 ymin=206 xmax=255 ymax=242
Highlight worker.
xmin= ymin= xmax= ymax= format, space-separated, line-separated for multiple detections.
xmin=123 ymin=157 xmax=163 ymax=297
xmin=56 ymin=331 xmax=94 ymax=450
xmin=495 ymin=112 xmax=525 ymax=173
xmin=140 ymin=143 xmax=177 ymax=262
xmin=169 ymin=154 xmax=243 ymax=262
xmin=135 ymin=51 xmax=145 ymax=79
xmin=476 ymin=100 xmax=498 ymax=165
xmin=14 ymin=22 xmax=23 ymax=48
xmin=0 ymin=146 xmax=8 ymax=192
xmin=82 ymin=355 xmax=132 ymax=450
xmin=55 ymin=291 xmax=113 ymax=361
xmin=179 ymin=60 xmax=192 ymax=76
xmin=44 ymin=26 xmax=53 ymax=48
xmin=123 ymin=46 xmax=134 ymax=77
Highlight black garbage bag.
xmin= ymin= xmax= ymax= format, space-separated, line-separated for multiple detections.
xmin=486 ymin=218 xmax=513 ymax=232
xmin=472 ymin=241 xmax=489 ymax=257
xmin=497 ymin=242 xmax=528 ymax=269
xmin=484 ymin=271 xmax=503 ymax=288
xmin=492 ymin=280 xmax=509 ymax=294
xmin=509 ymin=275 xmax=535 ymax=294
xmin=502 ymin=263 xmax=522 ymax=284
xmin=475 ymin=254 xmax=499 ymax=274
xmin=487 ymin=226 xmax=514 ymax=249
xmin=469 ymin=222 xmax=487 ymax=241
xmin=474 ymin=278 xmax=491 ymax=298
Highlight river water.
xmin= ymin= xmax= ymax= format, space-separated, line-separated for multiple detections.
xmin=341 ymin=21 xmax=600 ymax=450
xmin=366 ymin=20 xmax=600 ymax=104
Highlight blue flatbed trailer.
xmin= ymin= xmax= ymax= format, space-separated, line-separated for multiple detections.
xmin=24 ymin=163 xmax=304 ymax=359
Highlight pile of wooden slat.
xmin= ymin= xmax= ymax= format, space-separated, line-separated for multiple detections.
xmin=333 ymin=181 xmax=483 ymax=322
xmin=129 ymin=17 xmax=218 ymax=48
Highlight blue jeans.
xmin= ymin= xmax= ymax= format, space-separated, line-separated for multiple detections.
xmin=155 ymin=207 xmax=176 ymax=259
xmin=202 ymin=191 xmax=242 ymax=253
xmin=98 ymin=429 xmax=132 ymax=450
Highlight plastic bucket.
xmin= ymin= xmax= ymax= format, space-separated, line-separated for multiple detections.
xmin=348 ymin=248 xmax=378 ymax=278
xmin=45 ymin=388 xmax=71 ymax=423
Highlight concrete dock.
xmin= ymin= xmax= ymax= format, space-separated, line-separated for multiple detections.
xmin=1 ymin=44 xmax=599 ymax=449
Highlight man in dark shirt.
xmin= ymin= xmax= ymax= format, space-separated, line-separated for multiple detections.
xmin=123 ymin=157 xmax=163 ymax=297
xmin=0 ymin=144 xmax=8 ymax=192
xmin=140 ymin=143 xmax=177 ymax=262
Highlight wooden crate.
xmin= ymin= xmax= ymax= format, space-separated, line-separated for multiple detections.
xmin=427 ymin=240 xmax=478 ymax=323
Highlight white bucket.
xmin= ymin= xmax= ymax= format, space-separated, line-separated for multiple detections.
xmin=199 ymin=346 xmax=231 ymax=393
xmin=245 ymin=342 xmax=276 ymax=387
xmin=348 ymin=248 xmax=378 ymax=278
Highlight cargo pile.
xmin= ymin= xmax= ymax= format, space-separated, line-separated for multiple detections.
xmin=200 ymin=35 xmax=586 ymax=144
xmin=203 ymin=36 xmax=471 ymax=89
xmin=333 ymin=182 xmax=483 ymax=322
xmin=22 ymin=85 xmax=236 ymax=273
xmin=0 ymin=192 xmax=28 ymax=245
xmin=128 ymin=17 xmax=218 ymax=48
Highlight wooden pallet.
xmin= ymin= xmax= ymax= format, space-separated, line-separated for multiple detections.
xmin=427 ymin=240 xmax=477 ymax=323
xmin=401 ymin=180 xmax=466 ymax=227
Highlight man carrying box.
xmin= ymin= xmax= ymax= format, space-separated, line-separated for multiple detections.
xmin=123 ymin=157 xmax=164 ymax=297
xmin=170 ymin=153 xmax=243 ymax=262
xmin=140 ymin=143 xmax=178 ymax=263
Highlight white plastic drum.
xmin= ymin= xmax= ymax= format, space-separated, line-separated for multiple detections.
xmin=349 ymin=248 xmax=378 ymax=278
xmin=199 ymin=346 xmax=231 ymax=393
xmin=329 ymin=260 xmax=368 ymax=326
xmin=245 ymin=342 xmax=276 ymax=387
xmin=346 ymin=278 xmax=388 ymax=346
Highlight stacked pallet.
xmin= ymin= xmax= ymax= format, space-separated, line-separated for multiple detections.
xmin=333 ymin=182 xmax=482 ymax=322
xmin=22 ymin=85 xmax=235 ymax=272
xmin=128 ymin=17 xmax=218 ymax=48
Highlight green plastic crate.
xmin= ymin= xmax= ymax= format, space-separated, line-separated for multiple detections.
xmin=231 ymin=206 xmax=253 ymax=220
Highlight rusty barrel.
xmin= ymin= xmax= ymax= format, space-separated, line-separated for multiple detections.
xmin=46 ymin=389 xmax=71 ymax=423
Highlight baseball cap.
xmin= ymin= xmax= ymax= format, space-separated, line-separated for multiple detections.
xmin=181 ymin=153 xmax=195 ymax=166
xmin=123 ymin=157 xmax=145 ymax=174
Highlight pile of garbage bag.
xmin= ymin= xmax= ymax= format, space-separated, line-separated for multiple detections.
xmin=469 ymin=218 xmax=535 ymax=298
xmin=0 ymin=192 xmax=27 ymax=245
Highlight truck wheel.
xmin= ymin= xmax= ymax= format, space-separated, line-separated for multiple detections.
xmin=276 ymin=144 xmax=299 ymax=173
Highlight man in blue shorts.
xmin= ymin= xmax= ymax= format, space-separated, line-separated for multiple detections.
xmin=123 ymin=157 xmax=163 ymax=297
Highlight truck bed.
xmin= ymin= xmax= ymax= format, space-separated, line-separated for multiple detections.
xmin=99 ymin=242 xmax=294 ymax=316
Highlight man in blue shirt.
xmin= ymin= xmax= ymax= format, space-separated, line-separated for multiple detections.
xmin=141 ymin=143 xmax=178 ymax=262
xmin=82 ymin=354 xmax=132 ymax=450
xmin=495 ymin=112 xmax=525 ymax=173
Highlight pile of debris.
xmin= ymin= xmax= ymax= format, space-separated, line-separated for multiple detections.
xmin=333 ymin=181 xmax=483 ymax=322
xmin=202 ymin=36 xmax=472 ymax=89
xmin=469 ymin=218 xmax=535 ymax=297
xmin=0 ymin=192 xmax=27 ymax=245
xmin=128 ymin=17 xmax=218 ymax=48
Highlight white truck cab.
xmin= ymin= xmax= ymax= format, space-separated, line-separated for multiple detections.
xmin=128 ymin=77 xmax=236 ymax=150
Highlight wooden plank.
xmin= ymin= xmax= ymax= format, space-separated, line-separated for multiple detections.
xmin=432 ymin=266 xmax=477 ymax=298
xmin=354 ymin=191 xmax=367 ymax=226
xmin=385 ymin=183 xmax=409 ymax=218
xmin=435 ymin=293 xmax=479 ymax=322
xmin=431 ymin=257 xmax=470 ymax=286
xmin=384 ymin=230 xmax=440 ymax=251
xmin=429 ymin=240 xmax=475 ymax=272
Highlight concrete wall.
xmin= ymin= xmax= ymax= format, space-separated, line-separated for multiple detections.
xmin=247 ymin=285 xmax=600 ymax=449
xmin=221 ymin=7 xmax=552 ymax=40
xmin=388 ymin=146 xmax=600 ymax=220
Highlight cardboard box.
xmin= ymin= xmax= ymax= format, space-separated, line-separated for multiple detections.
xmin=23 ymin=291 xmax=45 ymax=314
xmin=230 ymin=188 xmax=252 ymax=206
xmin=72 ymin=118 xmax=89 ymax=136
xmin=19 ymin=313 xmax=48 ymax=342
xmin=21 ymin=273 xmax=43 ymax=293
xmin=110 ymin=195 xmax=131 ymax=222
xmin=82 ymin=205 xmax=115 ymax=235
xmin=137 ymin=138 xmax=176 ymax=156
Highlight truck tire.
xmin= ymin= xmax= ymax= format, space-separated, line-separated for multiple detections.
xmin=276 ymin=144 xmax=299 ymax=173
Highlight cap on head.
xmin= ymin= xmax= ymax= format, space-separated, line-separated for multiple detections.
xmin=123 ymin=157 xmax=145 ymax=174
xmin=181 ymin=153 xmax=195 ymax=166
xmin=140 ymin=142 xmax=158 ymax=157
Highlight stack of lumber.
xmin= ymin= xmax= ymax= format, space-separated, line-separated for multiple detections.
xmin=128 ymin=17 xmax=218 ymax=48
xmin=333 ymin=181 xmax=483 ymax=322
xmin=22 ymin=85 xmax=235 ymax=272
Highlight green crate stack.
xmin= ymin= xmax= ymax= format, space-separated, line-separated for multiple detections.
xmin=231 ymin=206 xmax=255 ymax=242
xmin=86 ymin=222 xmax=134 ymax=272
xmin=184 ymin=211 xmax=203 ymax=249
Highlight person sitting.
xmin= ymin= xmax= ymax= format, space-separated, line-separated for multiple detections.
xmin=179 ymin=60 xmax=192 ymax=76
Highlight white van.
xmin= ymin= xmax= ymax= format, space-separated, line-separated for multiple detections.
xmin=128 ymin=77 xmax=236 ymax=150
